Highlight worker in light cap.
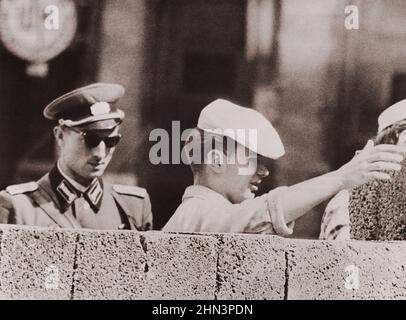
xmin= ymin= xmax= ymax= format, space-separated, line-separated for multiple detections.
xmin=0 ymin=83 xmax=153 ymax=231
xmin=163 ymin=99 xmax=406 ymax=235
xmin=320 ymin=99 xmax=406 ymax=240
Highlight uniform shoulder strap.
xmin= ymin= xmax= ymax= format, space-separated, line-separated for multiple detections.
xmin=112 ymin=184 xmax=147 ymax=198
xmin=6 ymin=182 xmax=39 ymax=195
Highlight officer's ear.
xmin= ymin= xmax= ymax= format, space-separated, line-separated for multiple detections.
xmin=206 ymin=149 xmax=225 ymax=173
xmin=53 ymin=126 xmax=65 ymax=147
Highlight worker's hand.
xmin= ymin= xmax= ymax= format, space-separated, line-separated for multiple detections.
xmin=337 ymin=140 xmax=406 ymax=189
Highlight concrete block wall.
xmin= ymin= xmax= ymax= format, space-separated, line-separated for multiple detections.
xmin=0 ymin=225 xmax=405 ymax=300
xmin=350 ymin=161 xmax=406 ymax=241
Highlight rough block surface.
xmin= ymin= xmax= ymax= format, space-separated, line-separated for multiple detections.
xmin=347 ymin=241 xmax=406 ymax=299
xmin=0 ymin=226 xmax=76 ymax=299
xmin=215 ymin=234 xmax=286 ymax=300
xmin=287 ymin=239 xmax=406 ymax=299
xmin=350 ymin=160 xmax=406 ymax=240
xmin=286 ymin=240 xmax=352 ymax=299
xmin=141 ymin=232 xmax=218 ymax=299
xmin=72 ymin=230 xmax=146 ymax=300
xmin=0 ymin=225 xmax=405 ymax=300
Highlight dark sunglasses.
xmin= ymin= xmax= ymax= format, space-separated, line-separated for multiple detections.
xmin=68 ymin=127 xmax=122 ymax=149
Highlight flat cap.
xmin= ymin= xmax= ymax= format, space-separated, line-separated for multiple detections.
xmin=197 ymin=99 xmax=285 ymax=159
xmin=43 ymin=83 xmax=125 ymax=127
xmin=378 ymin=99 xmax=406 ymax=133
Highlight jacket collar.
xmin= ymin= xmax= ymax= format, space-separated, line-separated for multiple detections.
xmin=182 ymin=185 xmax=231 ymax=204
xmin=49 ymin=165 xmax=104 ymax=212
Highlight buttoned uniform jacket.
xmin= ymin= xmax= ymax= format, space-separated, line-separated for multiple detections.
xmin=163 ymin=185 xmax=294 ymax=236
xmin=0 ymin=168 xmax=153 ymax=231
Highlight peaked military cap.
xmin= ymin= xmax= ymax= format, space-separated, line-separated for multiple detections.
xmin=43 ymin=83 xmax=125 ymax=127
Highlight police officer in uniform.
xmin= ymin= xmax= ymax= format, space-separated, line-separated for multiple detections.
xmin=0 ymin=83 xmax=152 ymax=231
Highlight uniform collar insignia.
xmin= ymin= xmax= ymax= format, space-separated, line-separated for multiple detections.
xmin=83 ymin=179 xmax=103 ymax=212
xmin=56 ymin=180 xmax=77 ymax=205
xmin=49 ymin=165 xmax=103 ymax=212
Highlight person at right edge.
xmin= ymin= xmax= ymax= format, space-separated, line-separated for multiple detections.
xmin=320 ymin=99 xmax=406 ymax=240
xmin=163 ymin=99 xmax=405 ymax=236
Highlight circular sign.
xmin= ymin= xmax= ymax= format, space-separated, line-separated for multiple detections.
xmin=0 ymin=0 xmax=77 ymax=64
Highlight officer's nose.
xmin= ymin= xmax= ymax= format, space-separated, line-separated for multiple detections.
xmin=92 ymin=141 xmax=108 ymax=158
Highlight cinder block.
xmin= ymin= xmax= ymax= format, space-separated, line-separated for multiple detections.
xmin=350 ymin=181 xmax=381 ymax=240
xmin=286 ymin=240 xmax=352 ymax=300
xmin=350 ymin=160 xmax=406 ymax=240
xmin=142 ymin=232 xmax=218 ymax=299
xmin=0 ymin=225 xmax=76 ymax=299
xmin=347 ymin=241 xmax=406 ymax=299
xmin=215 ymin=233 xmax=286 ymax=300
xmin=1 ymin=225 xmax=404 ymax=300
xmin=72 ymin=230 xmax=146 ymax=300
xmin=287 ymin=240 xmax=406 ymax=300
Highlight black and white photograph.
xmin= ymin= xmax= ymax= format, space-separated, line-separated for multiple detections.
xmin=0 ymin=0 xmax=405 ymax=304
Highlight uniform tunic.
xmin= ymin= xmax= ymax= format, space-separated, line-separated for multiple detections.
xmin=0 ymin=166 xmax=153 ymax=231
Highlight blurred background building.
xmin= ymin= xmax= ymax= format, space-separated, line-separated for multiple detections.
xmin=0 ymin=0 xmax=405 ymax=238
